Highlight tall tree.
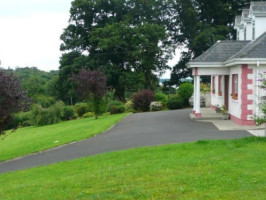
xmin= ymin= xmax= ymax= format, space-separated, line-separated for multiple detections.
xmin=0 ymin=70 xmax=29 ymax=135
xmin=169 ymin=0 xmax=256 ymax=85
xmin=71 ymin=69 xmax=107 ymax=119
xmin=58 ymin=0 xmax=173 ymax=101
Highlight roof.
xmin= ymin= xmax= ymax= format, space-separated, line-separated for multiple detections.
xmin=191 ymin=41 xmax=250 ymax=63
xmin=230 ymin=32 xmax=266 ymax=59
xmin=250 ymin=1 xmax=266 ymax=13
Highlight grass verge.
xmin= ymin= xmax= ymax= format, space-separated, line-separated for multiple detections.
xmin=0 ymin=137 xmax=265 ymax=199
xmin=0 ymin=113 xmax=127 ymax=162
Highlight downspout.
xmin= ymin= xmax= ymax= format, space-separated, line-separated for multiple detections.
xmin=256 ymin=61 xmax=260 ymax=117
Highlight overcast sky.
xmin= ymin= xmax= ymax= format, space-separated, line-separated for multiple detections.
xmin=0 ymin=0 xmax=179 ymax=78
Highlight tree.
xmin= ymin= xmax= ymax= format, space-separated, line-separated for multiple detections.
xmin=58 ymin=0 xmax=173 ymax=101
xmin=0 ymin=70 xmax=29 ymax=135
xmin=169 ymin=0 xmax=256 ymax=85
xmin=71 ymin=69 xmax=107 ymax=119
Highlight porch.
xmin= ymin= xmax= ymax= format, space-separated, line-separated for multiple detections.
xmin=190 ymin=108 xmax=264 ymax=132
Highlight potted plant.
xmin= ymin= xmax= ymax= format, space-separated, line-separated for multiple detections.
xmin=212 ymin=89 xmax=215 ymax=94
xmin=215 ymin=105 xmax=221 ymax=113
xmin=231 ymin=93 xmax=238 ymax=100
xmin=221 ymin=105 xmax=230 ymax=120
xmin=218 ymin=91 xmax=222 ymax=96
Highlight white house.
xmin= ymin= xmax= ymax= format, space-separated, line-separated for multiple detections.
xmin=188 ymin=1 xmax=266 ymax=126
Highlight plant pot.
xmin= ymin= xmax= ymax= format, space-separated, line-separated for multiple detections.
xmin=221 ymin=113 xmax=230 ymax=120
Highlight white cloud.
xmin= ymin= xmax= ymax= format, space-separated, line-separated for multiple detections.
xmin=0 ymin=12 xmax=69 ymax=71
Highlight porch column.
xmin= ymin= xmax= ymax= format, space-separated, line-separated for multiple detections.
xmin=193 ymin=76 xmax=196 ymax=114
xmin=195 ymin=75 xmax=201 ymax=117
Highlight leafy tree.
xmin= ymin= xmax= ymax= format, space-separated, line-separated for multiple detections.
xmin=0 ymin=70 xmax=29 ymax=135
xmin=169 ymin=0 xmax=257 ymax=85
xmin=71 ymin=69 xmax=107 ymax=119
xmin=58 ymin=0 xmax=173 ymax=101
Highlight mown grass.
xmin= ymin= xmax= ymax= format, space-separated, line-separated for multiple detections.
xmin=0 ymin=113 xmax=127 ymax=162
xmin=0 ymin=137 xmax=265 ymax=200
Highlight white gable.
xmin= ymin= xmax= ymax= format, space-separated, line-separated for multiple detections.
xmin=234 ymin=2 xmax=266 ymax=41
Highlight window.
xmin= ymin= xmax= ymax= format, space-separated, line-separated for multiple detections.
xmin=244 ymin=27 xmax=247 ymax=40
xmin=237 ymin=30 xmax=240 ymax=40
xmin=232 ymin=74 xmax=238 ymax=100
xmin=218 ymin=76 xmax=222 ymax=96
xmin=212 ymin=76 xmax=215 ymax=94
xmin=252 ymin=21 xmax=255 ymax=40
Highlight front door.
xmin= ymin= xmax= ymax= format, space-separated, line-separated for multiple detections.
xmin=224 ymin=75 xmax=229 ymax=110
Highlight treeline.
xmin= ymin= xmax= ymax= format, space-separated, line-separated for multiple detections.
xmin=57 ymin=0 xmax=256 ymax=103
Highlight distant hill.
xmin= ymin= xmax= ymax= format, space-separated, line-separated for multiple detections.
xmin=2 ymin=67 xmax=59 ymax=99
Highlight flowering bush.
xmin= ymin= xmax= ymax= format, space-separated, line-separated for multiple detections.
xmin=150 ymin=101 xmax=163 ymax=111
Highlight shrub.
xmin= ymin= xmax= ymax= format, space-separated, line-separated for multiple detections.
xmin=200 ymin=83 xmax=211 ymax=94
xmin=62 ymin=106 xmax=75 ymax=120
xmin=177 ymin=83 xmax=193 ymax=106
xmin=167 ymin=97 xmax=185 ymax=110
xmin=150 ymin=101 xmax=163 ymax=111
xmin=155 ymin=92 xmax=168 ymax=108
xmin=155 ymin=92 xmax=167 ymax=102
xmin=125 ymin=100 xmax=134 ymax=112
xmin=107 ymin=101 xmax=124 ymax=112
xmin=33 ymin=95 xmax=55 ymax=108
xmin=31 ymin=101 xmax=64 ymax=126
xmin=102 ymin=112 xmax=111 ymax=117
xmin=82 ymin=112 xmax=94 ymax=118
xmin=7 ymin=111 xmax=32 ymax=129
xmin=75 ymin=103 xmax=89 ymax=117
xmin=132 ymin=90 xmax=155 ymax=112
xmin=110 ymin=105 xmax=125 ymax=114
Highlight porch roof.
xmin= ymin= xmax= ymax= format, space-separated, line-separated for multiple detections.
xmin=191 ymin=41 xmax=249 ymax=63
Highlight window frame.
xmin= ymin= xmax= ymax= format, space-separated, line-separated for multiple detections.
xmin=231 ymin=74 xmax=238 ymax=100
xmin=218 ymin=75 xmax=222 ymax=96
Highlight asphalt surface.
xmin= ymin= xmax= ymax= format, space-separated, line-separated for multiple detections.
xmin=0 ymin=109 xmax=251 ymax=174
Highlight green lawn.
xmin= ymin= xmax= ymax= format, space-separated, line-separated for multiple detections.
xmin=0 ymin=137 xmax=265 ymax=200
xmin=0 ymin=113 xmax=127 ymax=162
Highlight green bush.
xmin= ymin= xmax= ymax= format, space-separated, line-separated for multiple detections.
xmin=102 ymin=112 xmax=111 ymax=117
xmin=155 ymin=92 xmax=167 ymax=102
xmin=125 ymin=100 xmax=134 ymax=112
xmin=155 ymin=92 xmax=168 ymax=107
xmin=75 ymin=103 xmax=89 ymax=117
xmin=177 ymin=83 xmax=193 ymax=106
xmin=62 ymin=106 xmax=75 ymax=120
xmin=7 ymin=111 xmax=32 ymax=129
xmin=33 ymin=95 xmax=56 ymax=108
xmin=167 ymin=97 xmax=185 ymax=110
xmin=31 ymin=101 xmax=64 ymax=126
xmin=110 ymin=105 xmax=125 ymax=114
xmin=82 ymin=112 xmax=94 ymax=118
xmin=107 ymin=101 xmax=124 ymax=112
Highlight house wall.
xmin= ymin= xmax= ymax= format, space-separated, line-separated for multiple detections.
xmin=228 ymin=64 xmax=266 ymax=126
xmin=255 ymin=17 xmax=266 ymax=39
xmin=238 ymin=28 xmax=245 ymax=41
xmin=228 ymin=66 xmax=242 ymax=120
xmin=196 ymin=67 xmax=229 ymax=76
xmin=250 ymin=64 xmax=266 ymax=118
xmin=211 ymin=75 xmax=224 ymax=108
xmin=246 ymin=21 xmax=252 ymax=40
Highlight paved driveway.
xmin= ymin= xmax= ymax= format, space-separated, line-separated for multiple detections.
xmin=0 ymin=109 xmax=251 ymax=174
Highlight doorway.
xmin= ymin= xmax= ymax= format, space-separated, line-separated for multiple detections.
xmin=224 ymin=75 xmax=229 ymax=110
